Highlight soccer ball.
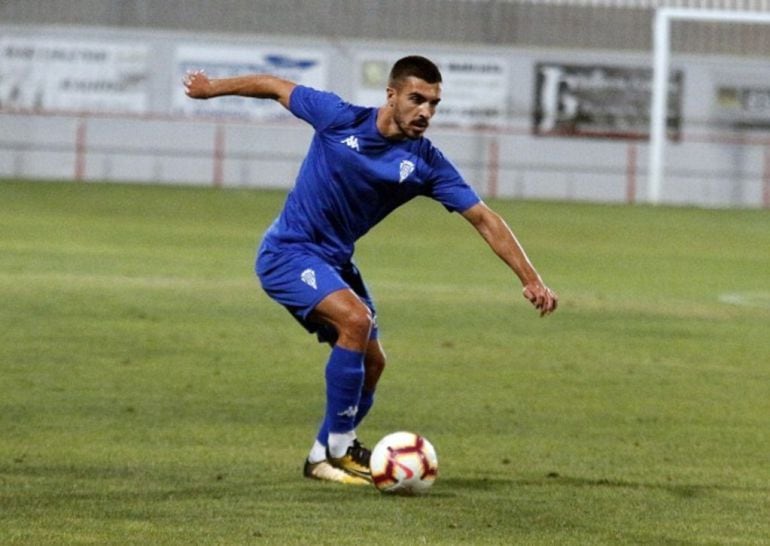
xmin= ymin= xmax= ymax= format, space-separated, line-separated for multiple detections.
xmin=370 ymin=431 xmax=438 ymax=495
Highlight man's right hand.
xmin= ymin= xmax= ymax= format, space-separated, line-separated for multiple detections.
xmin=183 ymin=70 xmax=213 ymax=99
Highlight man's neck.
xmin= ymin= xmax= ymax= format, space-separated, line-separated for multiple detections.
xmin=375 ymin=106 xmax=405 ymax=140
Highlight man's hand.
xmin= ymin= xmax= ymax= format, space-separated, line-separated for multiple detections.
xmin=183 ymin=70 xmax=213 ymax=99
xmin=522 ymin=281 xmax=558 ymax=317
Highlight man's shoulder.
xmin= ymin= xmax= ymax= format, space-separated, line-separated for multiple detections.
xmin=291 ymin=85 xmax=372 ymax=130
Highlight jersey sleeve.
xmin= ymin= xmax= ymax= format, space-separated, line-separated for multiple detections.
xmin=288 ymin=85 xmax=349 ymax=131
xmin=426 ymin=148 xmax=481 ymax=213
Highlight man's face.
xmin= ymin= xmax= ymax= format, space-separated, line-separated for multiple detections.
xmin=388 ymin=76 xmax=442 ymax=139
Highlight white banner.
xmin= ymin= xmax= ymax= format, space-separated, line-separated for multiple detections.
xmin=354 ymin=54 xmax=509 ymax=127
xmin=173 ymin=44 xmax=327 ymax=120
xmin=0 ymin=38 xmax=149 ymax=113
xmin=715 ymin=86 xmax=770 ymax=129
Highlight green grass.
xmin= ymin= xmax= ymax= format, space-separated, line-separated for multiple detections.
xmin=1 ymin=179 xmax=769 ymax=545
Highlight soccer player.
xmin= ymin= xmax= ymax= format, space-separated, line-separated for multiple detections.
xmin=184 ymin=56 xmax=557 ymax=485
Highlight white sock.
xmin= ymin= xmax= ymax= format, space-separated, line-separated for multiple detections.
xmin=308 ymin=441 xmax=327 ymax=464
xmin=327 ymin=431 xmax=356 ymax=458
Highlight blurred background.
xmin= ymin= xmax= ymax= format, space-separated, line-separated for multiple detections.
xmin=2 ymin=0 xmax=769 ymax=207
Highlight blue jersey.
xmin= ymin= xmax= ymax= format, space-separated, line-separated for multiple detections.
xmin=260 ymin=85 xmax=481 ymax=265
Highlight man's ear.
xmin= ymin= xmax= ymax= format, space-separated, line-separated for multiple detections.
xmin=386 ymin=86 xmax=396 ymax=105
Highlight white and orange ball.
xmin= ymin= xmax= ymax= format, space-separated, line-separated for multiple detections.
xmin=370 ymin=431 xmax=438 ymax=495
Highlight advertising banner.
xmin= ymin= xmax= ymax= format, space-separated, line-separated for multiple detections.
xmin=715 ymin=86 xmax=770 ymax=129
xmin=0 ymin=38 xmax=149 ymax=113
xmin=533 ymin=63 xmax=683 ymax=139
xmin=173 ymin=44 xmax=327 ymax=120
xmin=354 ymin=54 xmax=509 ymax=127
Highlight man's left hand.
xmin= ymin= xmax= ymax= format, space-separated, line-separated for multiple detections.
xmin=522 ymin=282 xmax=558 ymax=317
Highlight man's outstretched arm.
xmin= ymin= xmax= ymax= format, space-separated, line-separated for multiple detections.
xmin=183 ymin=70 xmax=296 ymax=109
xmin=462 ymin=201 xmax=558 ymax=316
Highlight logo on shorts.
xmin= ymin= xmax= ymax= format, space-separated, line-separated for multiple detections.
xmin=399 ymin=159 xmax=415 ymax=183
xmin=300 ymin=268 xmax=317 ymax=289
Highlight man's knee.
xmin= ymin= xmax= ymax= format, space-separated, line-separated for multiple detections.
xmin=311 ymin=289 xmax=374 ymax=350
xmin=340 ymin=306 xmax=374 ymax=342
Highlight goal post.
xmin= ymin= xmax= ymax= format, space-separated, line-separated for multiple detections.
xmin=648 ymin=7 xmax=770 ymax=205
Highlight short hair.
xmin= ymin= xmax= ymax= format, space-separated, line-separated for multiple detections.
xmin=388 ymin=56 xmax=442 ymax=87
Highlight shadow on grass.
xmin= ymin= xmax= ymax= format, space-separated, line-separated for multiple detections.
xmin=5 ymin=462 xmax=767 ymax=506
xmin=440 ymin=474 xmax=770 ymax=498
xmin=0 ymin=460 xmax=378 ymax=509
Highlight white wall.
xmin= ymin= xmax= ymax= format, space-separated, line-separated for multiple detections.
xmin=2 ymin=24 xmax=769 ymax=208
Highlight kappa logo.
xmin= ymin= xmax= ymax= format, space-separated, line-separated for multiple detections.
xmin=341 ymin=135 xmax=360 ymax=151
xmin=399 ymin=159 xmax=415 ymax=183
xmin=336 ymin=405 xmax=359 ymax=418
xmin=300 ymin=268 xmax=317 ymax=289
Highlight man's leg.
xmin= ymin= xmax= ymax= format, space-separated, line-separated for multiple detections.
xmin=256 ymin=251 xmax=376 ymax=484
xmin=356 ymin=339 xmax=386 ymax=427
xmin=305 ymin=289 xmax=376 ymax=479
xmin=318 ymin=261 xmax=384 ymax=444
xmin=311 ymin=338 xmax=386 ymax=455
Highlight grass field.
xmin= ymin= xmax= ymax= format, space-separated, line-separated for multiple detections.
xmin=1 ymin=179 xmax=769 ymax=545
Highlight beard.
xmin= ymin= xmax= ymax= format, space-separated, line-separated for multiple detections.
xmin=395 ymin=114 xmax=428 ymax=140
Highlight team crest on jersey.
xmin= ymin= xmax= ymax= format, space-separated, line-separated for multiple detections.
xmin=399 ymin=160 xmax=415 ymax=183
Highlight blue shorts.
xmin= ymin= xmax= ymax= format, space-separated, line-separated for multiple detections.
xmin=256 ymin=245 xmax=378 ymax=345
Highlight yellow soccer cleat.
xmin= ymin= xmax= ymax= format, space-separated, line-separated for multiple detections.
xmin=303 ymin=459 xmax=370 ymax=485
xmin=326 ymin=439 xmax=372 ymax=482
